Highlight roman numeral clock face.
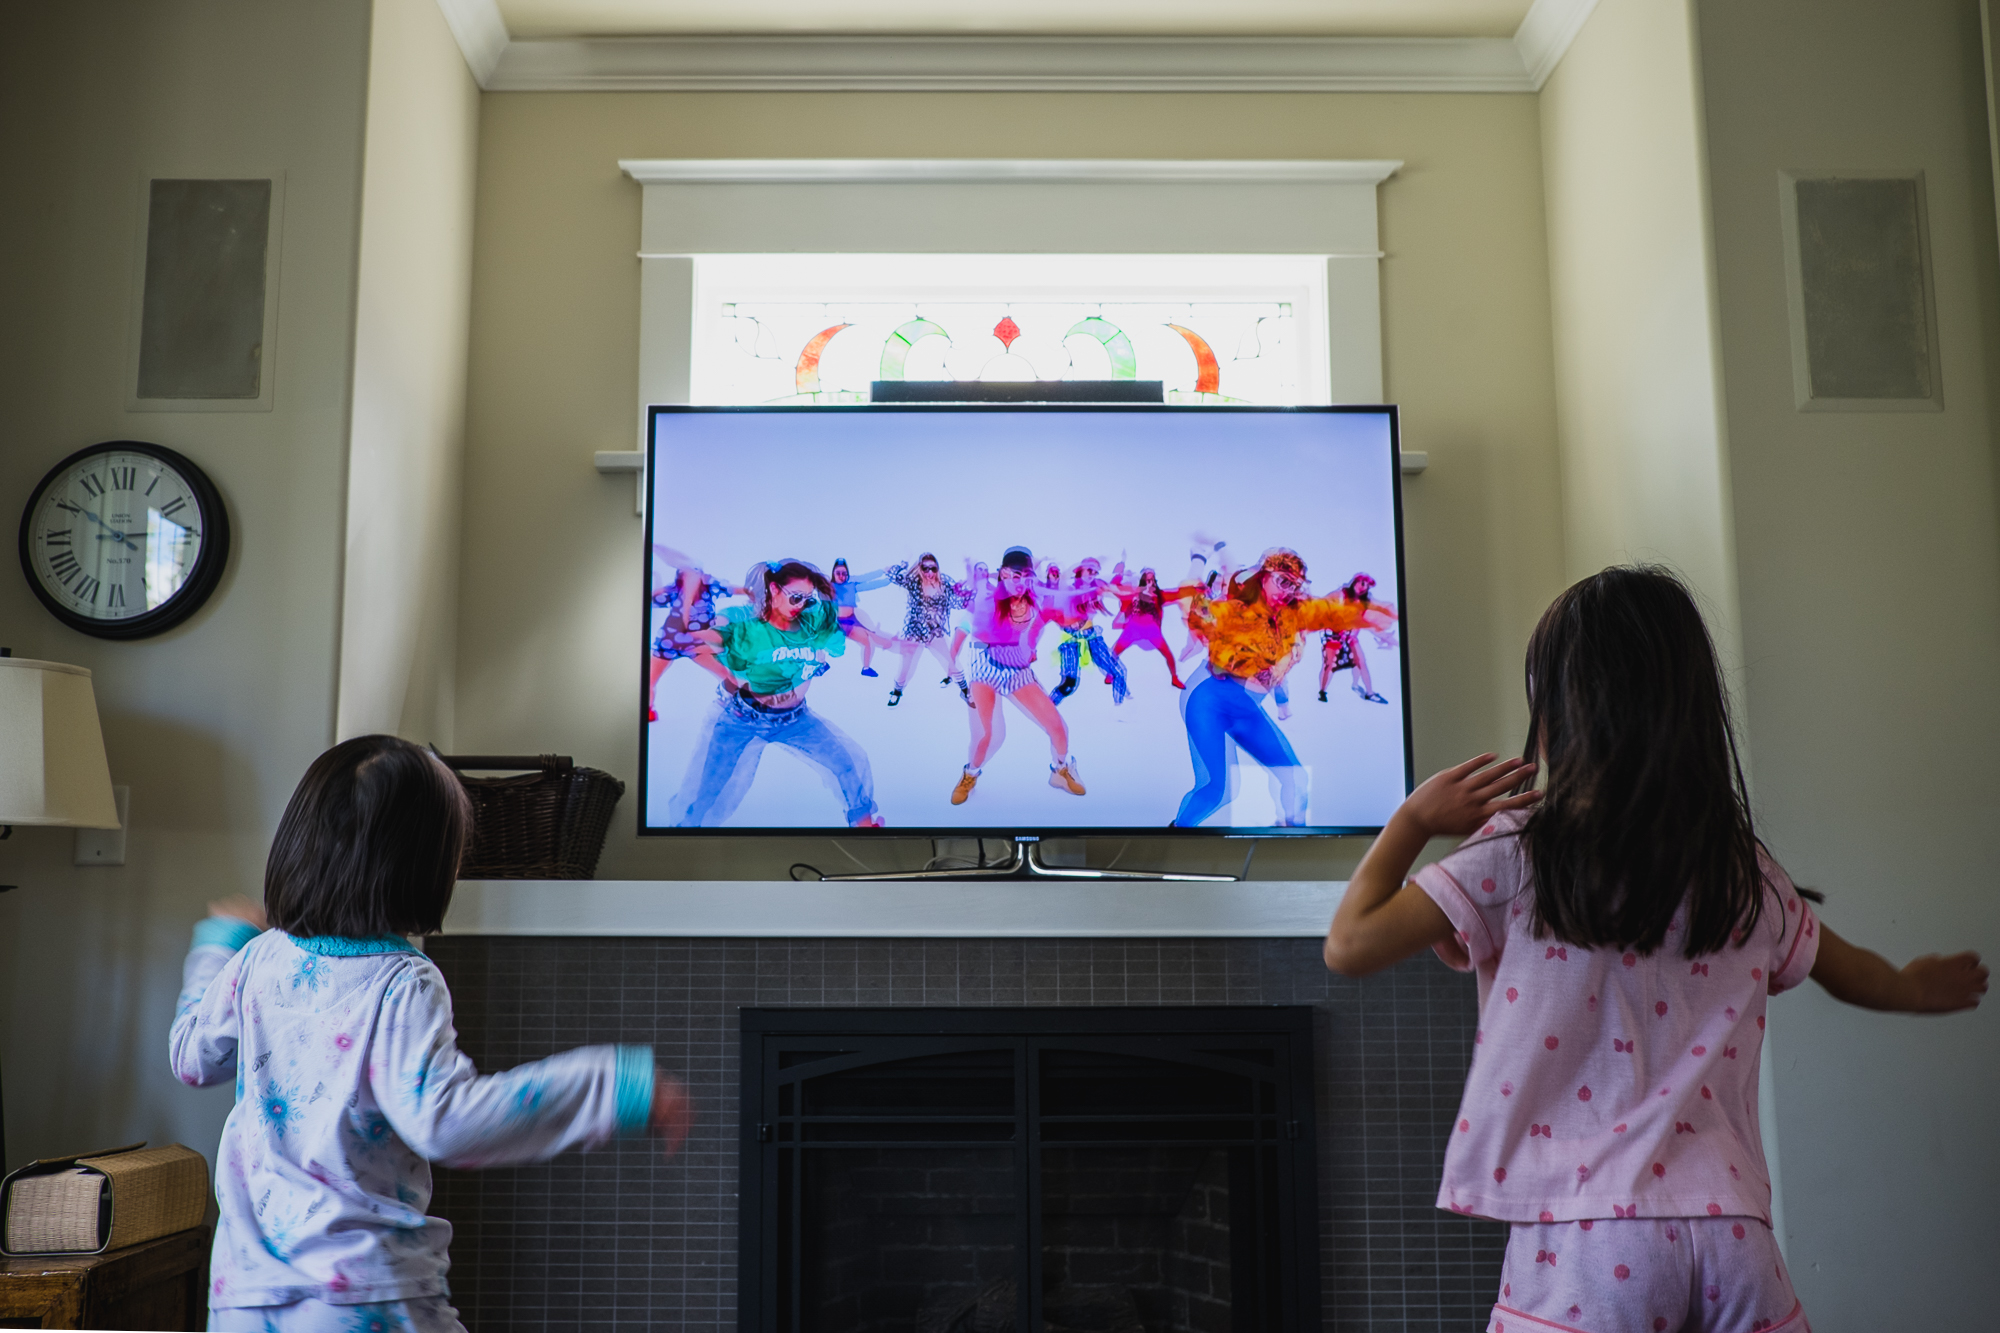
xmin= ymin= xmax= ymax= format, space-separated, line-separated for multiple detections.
xmin=19 ymin=442 xmax=230 ymax=639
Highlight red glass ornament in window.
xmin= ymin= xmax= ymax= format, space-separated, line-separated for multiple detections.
xmin=992 ymin=316 xmax=1021 ymax=350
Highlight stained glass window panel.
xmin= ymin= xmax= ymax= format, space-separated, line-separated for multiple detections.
xmin=691 ymin=255 xmax=1328 ymax=407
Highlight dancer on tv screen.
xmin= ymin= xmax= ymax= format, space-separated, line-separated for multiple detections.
xmin=1171 ymin=544 xmax=1394 ymax=828
xmin=1111 ymin=567 xmax=1188 ymax=690
xmin=953 ymin=546 xmax=1086 ymax=806
xmin=646 ymin=544 xmax=738 ymax=723
xmin=943 ymin=559 xmax=989 ymax=707
xmin=1178 ymin=541 xmax=1238 ymax=666
xmin=1318 ymin=572 xmax=1399 ymax=705
xmin=1048 ymin=556 xmax=1131 ymax=708
xmin=882 ymin=553 xmax=971 ymax=708
xmin=829 ymin=558 xmax=891 ymax=678
xmin=671 ymin=559 xmax=882 ymax=828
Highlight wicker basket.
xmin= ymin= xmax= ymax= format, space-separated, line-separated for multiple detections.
xmin=1 ymin=1143 xmax=208 ymax=1255
xmin=440 ymin=754 xmax=626 ymax=880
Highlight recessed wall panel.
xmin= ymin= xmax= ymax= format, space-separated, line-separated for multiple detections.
xmin=137 ymin=179 xmax=272 ymax=401
xmin=1781 ymin=171 xmax=1942 ymax=411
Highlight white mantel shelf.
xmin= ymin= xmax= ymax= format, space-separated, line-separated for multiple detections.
xmin=444 ymin=879 xmax=1346 ymax=939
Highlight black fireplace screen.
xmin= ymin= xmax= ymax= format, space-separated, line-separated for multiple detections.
xmin=739 ymin=1008 xmax=1320 ymax=1333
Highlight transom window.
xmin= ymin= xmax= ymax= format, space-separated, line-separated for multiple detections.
xmin=690 ymin=254 xmax=1331 ymax=406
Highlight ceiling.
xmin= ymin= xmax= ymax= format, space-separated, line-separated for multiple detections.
xmin=495 ymin=0 xmax=1539 ymax=40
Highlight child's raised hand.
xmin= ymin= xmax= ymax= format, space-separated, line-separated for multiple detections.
xmin=207 ymin=895 xmax=268 ymax=930
xmin=1899 ymin=952 xmax=1988 ymax=1013
xmin=1401 ymin=753 xmax=1540 ymax=840
xmin=649 ymin=1069 xmax=693 ymax=1158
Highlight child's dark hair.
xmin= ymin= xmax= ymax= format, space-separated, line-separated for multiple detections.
xmin=264 ymin=735 xmax=472 ymax=938
xmin=1520 ymin=566 xmax=1764 ymax=958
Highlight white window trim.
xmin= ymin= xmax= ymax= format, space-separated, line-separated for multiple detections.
xmin=623 ymin=158 xmax=1400 ymax=446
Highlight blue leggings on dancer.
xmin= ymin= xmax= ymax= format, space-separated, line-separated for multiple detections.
xmin=1173 ymin=669 xmax=1308 ymax=827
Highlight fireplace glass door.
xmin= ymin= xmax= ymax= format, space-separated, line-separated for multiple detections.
xmin=740 ymin=1009 xmax=1319 ymax=1333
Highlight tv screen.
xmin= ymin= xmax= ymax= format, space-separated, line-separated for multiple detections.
xmin=640 ymin=405 xmax=1410 ymax=836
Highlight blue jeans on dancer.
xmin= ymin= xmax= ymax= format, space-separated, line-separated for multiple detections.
xmin=1051 ymin=626 xmax=1129 ymax=706
xmin=1173 ymin=667 xmax=1308 ymax=827
xmin=673 ymin=691 xmax=877 ymax=827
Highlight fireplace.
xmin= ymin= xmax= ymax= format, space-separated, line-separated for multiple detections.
xmin=423 ymin=937 xmax=1507 ymax=1331
xmin=738 ymin=1008 xmax=1320 ymax=1333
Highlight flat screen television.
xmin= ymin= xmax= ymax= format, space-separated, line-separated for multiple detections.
xmin=639 ymin=404 xmax=1410 ymax=837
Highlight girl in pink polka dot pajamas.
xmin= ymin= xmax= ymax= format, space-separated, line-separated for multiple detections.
xmin=1323 ymin=567 xmax=1987 ymax=1333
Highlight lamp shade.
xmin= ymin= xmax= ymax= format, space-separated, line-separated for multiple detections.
xmin=0 ymin=658 xmax=120 ymax=828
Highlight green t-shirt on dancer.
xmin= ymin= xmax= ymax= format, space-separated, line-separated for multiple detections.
xmin=716 ymin=600 xmax=845 ymax=696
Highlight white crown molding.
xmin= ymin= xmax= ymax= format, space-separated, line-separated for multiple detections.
xmin=488 ymin=34 xmax=1537 ymax=93
xmin=618 ymin=157 xmax=1403 ymax=185
xmin=436 ymin=3 xmax=1602 ymax=95
xmin=1513 ymin=0 xmax=1601 ymax=89
xmin=432 ymin=0 xmax=509 ymax=85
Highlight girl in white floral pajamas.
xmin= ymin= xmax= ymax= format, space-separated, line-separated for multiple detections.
xmin=172 ymin=735 xmax=690 ymax=1332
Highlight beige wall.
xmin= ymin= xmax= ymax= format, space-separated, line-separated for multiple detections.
xmin=337 ymin=0 xmax=482 ymax=745
xmin=1699 ymin=0 xmax=2000 ymax=1323
xmin=0 ymin=1 xmax=371 ymax=1165
xmin=456 ymin=91 xmax=1569 ymax=879
xmin=1537 ymin=0 xmax=1741 ymax=666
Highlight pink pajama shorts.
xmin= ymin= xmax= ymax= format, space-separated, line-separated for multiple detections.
xmin=1489 ymin=1217 xmax=1808 ymax=1333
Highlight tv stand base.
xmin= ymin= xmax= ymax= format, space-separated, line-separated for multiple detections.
xmin=816 ymin=839 xmax=1239 ymax=883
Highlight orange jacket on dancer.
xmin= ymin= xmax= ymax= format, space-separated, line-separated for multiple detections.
xmin=1183 ymin=592 xmax=1383 ymax=680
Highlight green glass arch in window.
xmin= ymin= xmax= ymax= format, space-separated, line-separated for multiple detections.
xmin=878 ymin=319 xmax=950 ymax=380
xmin=1063 ymin=317 xmax=1138 ymax=380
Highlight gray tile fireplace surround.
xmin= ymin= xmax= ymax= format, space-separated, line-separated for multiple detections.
xmin=424 ymin=937 xmax=1504 ymax=1332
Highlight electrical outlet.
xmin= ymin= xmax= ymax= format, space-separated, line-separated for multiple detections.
xmin=74 ymin=786 xmax=128 ymax=866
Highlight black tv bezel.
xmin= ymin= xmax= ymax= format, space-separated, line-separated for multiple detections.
xmin=637 ymin=402 xmax=1413 ymax=839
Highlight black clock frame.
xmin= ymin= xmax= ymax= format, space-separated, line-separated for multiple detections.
xmin=18 ymin=440 xmax=232 ymax=641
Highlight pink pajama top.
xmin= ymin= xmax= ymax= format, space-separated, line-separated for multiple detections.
xmin=1413 ymin=812 xmax=1819 ymax=1225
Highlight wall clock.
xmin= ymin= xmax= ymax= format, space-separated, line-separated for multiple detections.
xmin=18 ymin=441 xmax=231 ymax=640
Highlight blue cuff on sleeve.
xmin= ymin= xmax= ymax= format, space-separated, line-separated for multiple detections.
xmin=192 ymin=916 xmax=262 ymax=953
xmin=613 ymin=1045 xmax=656 ymax=1136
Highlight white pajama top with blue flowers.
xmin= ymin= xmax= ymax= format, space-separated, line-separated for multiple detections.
xmin=171 ymin=922 xmax=653 ymax=1309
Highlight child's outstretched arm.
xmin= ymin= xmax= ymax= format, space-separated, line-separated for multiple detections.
xmin=1808 ymin=925 xmax=1986 ymax=1013
xmin=1323 ymin=754 xmax=1539 ymax=977
xmin=168 ymin=898 xmax=268 ymax=1088
xmin=372 ymin=957 xmax=689 ymax=1167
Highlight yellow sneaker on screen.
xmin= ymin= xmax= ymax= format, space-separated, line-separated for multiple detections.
xmin=951 ymin=769 xmax=979 ymax=805
xmin=1048 ymin=759 xmax=1086 ymax=796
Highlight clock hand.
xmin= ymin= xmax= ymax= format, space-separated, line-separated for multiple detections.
xmin=79 ymin=507 xmax=141 ymax=552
